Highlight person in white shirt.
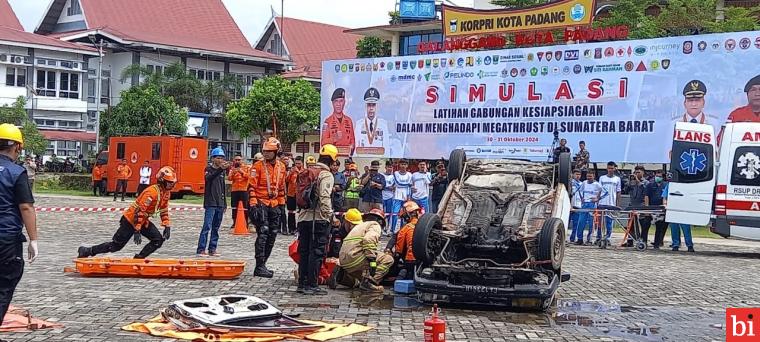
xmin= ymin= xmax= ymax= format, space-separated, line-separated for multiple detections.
xmin=382 ymin=161 xmax=396 ymax=235
xmin=391 ymin=159 xmax=412 ymax=233
xmin=137 ymin=160 xmax=152 ymax=195
xmin=411 ymin=161 xmax=432 ymax=213
xmin=597 ymin=161 xmax=622 ymax=243
xmin=568 ymin=169 xmax=583 ymax=243
xmin=575 ymin=171 xmax=602 ymax=245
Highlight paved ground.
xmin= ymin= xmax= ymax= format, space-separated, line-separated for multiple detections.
xmin=2 ymin=194 xmax=759 ymax=342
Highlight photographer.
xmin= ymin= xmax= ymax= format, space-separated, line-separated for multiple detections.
xmin=626 ymin=166 xmax=649 ymax=247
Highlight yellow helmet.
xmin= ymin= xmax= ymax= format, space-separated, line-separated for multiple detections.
xmin=306 ymin=156 xmax=316 ymax=164
xmin=319 ymin=144 xmax=338 ymax=161
xmin=0 ymin=123 xmax=23 ymax=146
xmin=344 ymin=208 xmax=363 ymax=225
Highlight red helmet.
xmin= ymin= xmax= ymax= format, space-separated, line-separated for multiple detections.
xmin=362 ymin=208 xmax=386 ymax=228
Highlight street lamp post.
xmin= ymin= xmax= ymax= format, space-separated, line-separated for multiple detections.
xmin=299 ymin=123 xmax=311 ymax=161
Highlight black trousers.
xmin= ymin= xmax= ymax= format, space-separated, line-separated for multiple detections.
xmin=230 ymin=191 xmax=250 ymax=227
xmin=0 ymin=241 xmax=23 ymax=323
xmin=114 ymin=180 xmax=128 ymax=200
xmin=90 ymin=217 xmax=164 ymax=258
xmin=653 ymin=221 xmax=670 ymax=247
xmin=136 ymin=184 xmax=149 ymax=196
xmin=297 ymin=220 xmax=330 ymax=288
xmin=286 ymin=197 xmax=297 ymax=235
xmin=93 ymin=180 xmax=104 ymax=196
xmin=638 ymin=215 xmax=653 ymax=242
xmin=251 ymin=205 xmax=281 ymax=262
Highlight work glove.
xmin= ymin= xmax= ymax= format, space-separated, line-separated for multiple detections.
xmin=133 ymin=231 xmax=142 ymax=245
xmin=163 ymin=226 xmax=171 ymax=240
xmin=27 ymin=240 xmax=38 ymax=263
xmin=367 ymin=257 xmax=377 ymax=277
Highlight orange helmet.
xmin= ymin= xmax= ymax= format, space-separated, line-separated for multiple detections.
xmin=262 ymin=137 xmax=281 ymax=152
xmin=399 ymin=200 xmax=421 ymax=219
xmin=156 ymin=166 xmax=177 ymax=182
xmin=362 ymin=208 xmax=386 ymax=228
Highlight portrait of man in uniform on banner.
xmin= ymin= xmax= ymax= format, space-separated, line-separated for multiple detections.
xmin=321 ymin=87 xmax=356 ymax=156
xmin=354 ymin=87 xmax=390 ymax=157
xmin=679 ymin=80 xmax=710 ymax=125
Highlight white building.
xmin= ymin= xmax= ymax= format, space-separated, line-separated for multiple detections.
xmin=1 ymin=0 xmax=98 ymax=158
xmin=34 ymin=0 xmax=292 ymax=158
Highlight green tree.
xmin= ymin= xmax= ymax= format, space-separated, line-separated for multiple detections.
xmin=0 ymin=97 xmax=46 ymax=155
xmin=99 ymin=85 xmax=188 ymax=141
xmin=490 ymin=0 xmax=549 ymax=8
xmin=356 ymin=36 xmax=392 ymax=58
xmin=121 ymin=62 xmax=243 ymax=114
xmin=388 ymin=10 xmax=401 ymax=24
xmin=225 ymin=76 xmax=320 ymax=146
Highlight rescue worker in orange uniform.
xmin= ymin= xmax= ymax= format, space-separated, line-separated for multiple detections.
xmin=249 ymin=138 xmax=287 ymax=278
xmin=78 ymin=166 xmax=176 ymax=259
xmin=391 ymin=201 xmax=421 ymax=280
xmin=92 ymin=163 xmax=105 ymax=196
xmin=285 ymin=156 xmax=303 ymax=235
xmin=228 ymin=155 xmax=250 ymax=229
xmin=114 ymin=159 xmax=132 ymax=202
xmin=321 ymin=88 xmax=355 ymax=156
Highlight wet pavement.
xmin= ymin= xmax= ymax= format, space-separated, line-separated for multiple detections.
xmin=2 ymin=194 xmax=759 ymax=341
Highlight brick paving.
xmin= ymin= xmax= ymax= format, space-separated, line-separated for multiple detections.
xmin=2 ymin=194 xmax=758 ymax=341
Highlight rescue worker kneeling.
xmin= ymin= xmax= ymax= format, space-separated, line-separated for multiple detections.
xmin=336 ymin=208 xmax=394 ymax=292
xmin=249 ymin=138 xmax=287 ymax=278
xmin=77 ymin=166 xmax=176 ymax=259
xmin=390 ymin=201 xmax=421 ymax=280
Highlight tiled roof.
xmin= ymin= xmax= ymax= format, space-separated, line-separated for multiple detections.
xmin=40 ymin=129 xmax=96 ymax=142
xmin=273 ymin=17 xmax=362 ymax=79
xmin=0 ymin=0 xmax=22 ymax=30
xmin=73 ymin=0 xmax=286 ymax=61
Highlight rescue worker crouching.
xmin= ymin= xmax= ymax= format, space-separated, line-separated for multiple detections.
xmin=388 ymin=200 xmax=421 ymax=280
xmin=78 ymin=166 xmax=176 ymax=259
xmin=336 ymin=208 xmax=394 ymax=292
xmin=0 ymin=123 xmax=39 ymax=323
xmin=249 ymin=138 xmax=287 ymax=278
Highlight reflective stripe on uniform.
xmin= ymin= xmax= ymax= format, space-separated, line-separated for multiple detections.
xmin=342 ymin=255 xmax=366 ymax=269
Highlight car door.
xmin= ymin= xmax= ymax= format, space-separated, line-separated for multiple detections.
xmin=666 ymin=122 xmax=716 ymax=226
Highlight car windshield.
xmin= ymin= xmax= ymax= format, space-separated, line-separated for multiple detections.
xmin=464 ymin=173 xmax=525 ymax=192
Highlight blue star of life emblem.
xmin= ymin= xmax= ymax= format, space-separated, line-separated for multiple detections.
xmin=679 ymin=149 xmax=707 ymax=175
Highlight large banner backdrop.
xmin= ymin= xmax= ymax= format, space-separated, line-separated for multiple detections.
xmin=321 ymin=30 xmax=760 ymax=162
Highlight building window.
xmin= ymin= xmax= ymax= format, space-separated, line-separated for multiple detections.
xmin=312 ymin=142 xmax=320 ymax=153
xmin=151 ymin=143 xmax=161 ymax=160
xmin=59 ymin=72 xmax=79 ymax=99
xmin=282 ymin=143 xmax=292 ymax=153
xmin=295 ymin=142 xmax=309 ymax=154
xmin=67 ymin=0 xmax=82 ymax=16
xmin=57 ymin=140 xmax=78 ymax=156
xmin=36 ymin=70 xmax=56 ymax=97
xmin=5 ymin=67 xmax=25 ymax=87
xmin=400 ymin=32 xmax=442 ymax=56
xmin=269 ymin=33 xmax=283 ymax=55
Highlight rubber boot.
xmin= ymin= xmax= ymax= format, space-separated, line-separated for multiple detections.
xmin=359 ymin=278 xmax=383 ymax=293
xmin=77 ymin=246 xmax=92 ymax=258
xmin=254 ymin=259 xmax=274 ymax=278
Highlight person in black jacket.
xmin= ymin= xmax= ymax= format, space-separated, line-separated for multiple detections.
xmin=430 ymin=161 xmax=448 ymax=213
xmin=196 ymin=147 xmax=229 ymax=257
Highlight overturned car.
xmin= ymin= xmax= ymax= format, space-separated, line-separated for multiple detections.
xmin=412 ymin=149 xmax=572 ymax=310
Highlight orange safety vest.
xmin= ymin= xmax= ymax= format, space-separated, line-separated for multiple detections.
xmin=116 ymin=165 xmax=133 ymax=180
xmin=228 ymin=164 xmax=250 ymax=192
xmin=395 ymin=217 xmax=418 ymax=262
xmin=122 ymin=184 xmax=170 ymax=230
xmin=92 ymin=166 xmax=103 ymax=181
xmin=248 ymin=159 xmax=287 ymax=207
xmin=286 ymin=167 xmax=301 ymax=198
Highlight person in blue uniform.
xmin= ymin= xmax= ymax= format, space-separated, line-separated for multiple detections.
xmin=0 ymin=123 xmax=39 ymax=323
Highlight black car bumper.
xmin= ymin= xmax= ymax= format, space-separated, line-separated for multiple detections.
xmin=414 ymin=269 xmax=562 ymax=309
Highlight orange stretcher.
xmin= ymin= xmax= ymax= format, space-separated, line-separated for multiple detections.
xmin=66 ymin=258 xmax=246 ymax=280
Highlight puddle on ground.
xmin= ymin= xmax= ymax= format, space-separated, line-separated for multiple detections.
xmin=349 ymin=291 xmax=424 ymax=309
xmin=552 ymin=300 xmax=663 ymax=342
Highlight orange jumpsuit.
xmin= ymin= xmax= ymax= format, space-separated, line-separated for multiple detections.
xmin=321 ymin=113 xmax=355 ymax=156
xmin=123 ymin=184 xmax=171 ymax=230
xmin=116 ymin=164 xmax=133 ymax=180
xmin=92 ymin=165 xmax=104 ymax=181
xmin=248 ymin=159 xmax=287 ymax=261
xmin=395 ymin=217 xmax=417 ymax=262
xmin=229 ymin=164 xmax=250 ymax=226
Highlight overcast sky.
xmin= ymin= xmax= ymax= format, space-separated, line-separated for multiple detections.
xmin=8 ymin=0 xmax=452 ymax=43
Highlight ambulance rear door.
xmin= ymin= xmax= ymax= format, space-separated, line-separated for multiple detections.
xmin=722 ymin=123 xmax=760 ymax=240
xmin=665 ymin=122 xmax=716 ymax=226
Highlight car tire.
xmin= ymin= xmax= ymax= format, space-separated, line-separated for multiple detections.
xmin=557 ymin=152 xmax=571 ymax=191
xmin=537 ymin=217 xmax=565 ymax=273
xmin=447 ymin=149 xmax=466 ymax=183
xmin=412 ymin=213 xmax=442 ymax=265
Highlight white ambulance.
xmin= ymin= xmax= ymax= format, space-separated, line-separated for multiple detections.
xmin=666 ymin=122 xmax=760 ymax=241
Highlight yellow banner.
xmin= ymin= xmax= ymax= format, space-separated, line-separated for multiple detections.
xmin=442 ymin=0 xmax=596 ymax=37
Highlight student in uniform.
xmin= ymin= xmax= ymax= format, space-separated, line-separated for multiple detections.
xmin=597 ymin=162 xmax=622 ymax=244
xmin=381 ymin=161 xmax=396 ymax=236
xmin=391 ymin=160 xmax=413 ymax=233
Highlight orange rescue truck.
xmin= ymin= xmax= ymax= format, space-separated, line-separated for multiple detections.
xmin=97 ymin=136 xmax=208 ymax=198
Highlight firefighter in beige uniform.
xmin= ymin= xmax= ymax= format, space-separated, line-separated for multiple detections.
xmin=354 ymin=87 xmax=390 ymax=156
xmin=337 ymin=208 xmax=394 ymax=291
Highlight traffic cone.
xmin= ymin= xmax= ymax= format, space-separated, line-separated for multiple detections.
xmin=232 ymin=201 xmax=250 ymax=235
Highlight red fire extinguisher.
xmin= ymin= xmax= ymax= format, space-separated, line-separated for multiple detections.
xmin=424 ymin=304 xmax=446 ymax=342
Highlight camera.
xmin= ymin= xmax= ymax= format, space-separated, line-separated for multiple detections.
xmin=234 ymin=162 xmax=241 ymax=168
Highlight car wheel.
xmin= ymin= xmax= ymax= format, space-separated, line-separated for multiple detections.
xmin=537 ymin=218 xmax=565 ymax=272
xmin=557 ymin=152 xmax=571 ymax=191
xmin=447 ymin=149 xmax=466 ymax=183
xmin=412 ymin=213 xmax=442 ymax=265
